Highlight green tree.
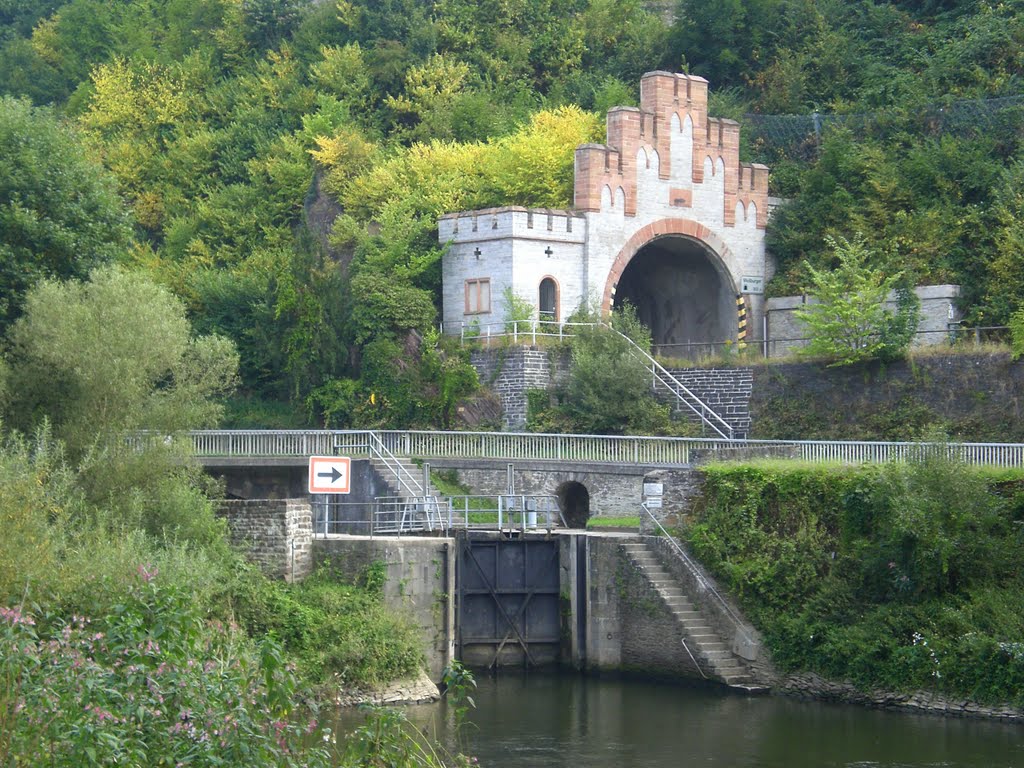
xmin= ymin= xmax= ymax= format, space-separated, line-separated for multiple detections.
xmin=0 ymin=96 xmax=133 ymax=333
xmin=557 ymin=306 xmax=680 ymax=435
xmin=795 ymin=235 xmax=919 ymax=366
xmin=4 ymin=266 xmax=238 ymax=455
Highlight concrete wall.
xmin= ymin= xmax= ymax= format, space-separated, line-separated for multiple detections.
xmin=766 ymin=284 xmax=962 ymax=356
xmin=217 ymin=499 xmax=313 ymax=582
xmin=313 ymin=537 xmax=456 ymax=683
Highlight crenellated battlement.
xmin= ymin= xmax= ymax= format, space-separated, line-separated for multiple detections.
xmin=438 ymin=206 xmax=586 ymax=244
xmin=574 ymin=71 xmax=769 ymax=228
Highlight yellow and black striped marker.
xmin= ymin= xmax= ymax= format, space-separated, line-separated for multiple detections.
xmin=736 ymin=294 xmax=748 ymax=350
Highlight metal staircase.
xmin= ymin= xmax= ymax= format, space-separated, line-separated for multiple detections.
xmin=621 ymin=540 xmax=755 ymax=687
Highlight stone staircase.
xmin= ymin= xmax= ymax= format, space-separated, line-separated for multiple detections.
xmin=621 ymin=540 xmax=754 ymax=687
xmin=369 ymin=456 xmax=447 ymax=533
xmin=663 ymin=367 xmax=753 ymax=439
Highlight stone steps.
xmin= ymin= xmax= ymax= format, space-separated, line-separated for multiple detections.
xmin=622 ymin=541 xmax=756 ymax=689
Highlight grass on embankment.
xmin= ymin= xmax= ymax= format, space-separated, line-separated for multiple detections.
xmin=682 ymin=457 xmax=1024 ymax=706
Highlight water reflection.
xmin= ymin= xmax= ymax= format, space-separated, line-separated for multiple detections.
xmin=334 ymin=671 xmax=1024 ymax=768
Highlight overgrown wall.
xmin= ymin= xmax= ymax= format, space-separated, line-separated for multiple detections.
xmin=313 ymin=537 xmax=455 ymax=682
xmin=749 ymin=351 xmax=1024 ymax=441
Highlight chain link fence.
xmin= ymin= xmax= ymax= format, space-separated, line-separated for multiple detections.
xmin=741 ymin=95 xmax=1024 ymax=162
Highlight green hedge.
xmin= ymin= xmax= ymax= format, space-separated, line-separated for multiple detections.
xmin=685 ymin=458 xmax=1024 ymax=705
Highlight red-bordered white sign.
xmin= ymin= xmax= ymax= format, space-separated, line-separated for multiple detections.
xmin=308 ymin=456 xmax=351 ymax=494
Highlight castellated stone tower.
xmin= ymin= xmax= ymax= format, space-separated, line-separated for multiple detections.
xmin=439 ymin=71 xmax=773 ymax=356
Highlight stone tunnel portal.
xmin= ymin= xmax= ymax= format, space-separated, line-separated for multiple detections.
xmin=556 ymin=481 xmax=590 ymax=528
xmin=613 ymin=235 xmax=736 ymax=356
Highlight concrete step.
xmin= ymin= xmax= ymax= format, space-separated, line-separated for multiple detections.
xmin=700 ymin=650 xmax=734 ymax=661
xmin=671 ymin=610 xmax=702 ymax=621
xmin=694 ymin=641 xmax=729 ymax=653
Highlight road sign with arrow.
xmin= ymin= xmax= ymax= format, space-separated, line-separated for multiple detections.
xmin=308 ymin=456 xmax=351 ymax=494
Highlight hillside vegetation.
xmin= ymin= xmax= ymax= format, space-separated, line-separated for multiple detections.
xmin=5 ymin=0 xmax=1024 ymax=428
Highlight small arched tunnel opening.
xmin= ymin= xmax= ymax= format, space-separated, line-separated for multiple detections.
xmin=613 ymin=235 xmax=736 ymax=354
xmin=556 ymin=481 xmax=590 ymax=529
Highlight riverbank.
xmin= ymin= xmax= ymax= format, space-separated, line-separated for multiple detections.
xmin=778 ymin=672 xmax=1024 ymax=722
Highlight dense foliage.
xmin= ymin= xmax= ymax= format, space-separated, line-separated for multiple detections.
xmin=4 ymin=0 xmax=1024 ymax=423
xmin=526 ymin=306 xmax=693 ymax=435
xmin=685 ymin=456 xmax=1024 ymax=705
xmin=0 ymin=268 xmax=429 ymax=764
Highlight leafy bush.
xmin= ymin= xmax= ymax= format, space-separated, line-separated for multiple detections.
xmin=794 ymin=235 xmax=920 ymax=366
xmin=0 ymin=573 xmax=333 ymax=768
xmin=232 ymin=565 xmax=425 ymax=688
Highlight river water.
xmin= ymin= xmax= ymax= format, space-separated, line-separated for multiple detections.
xmin=335 ymin=671 xmax=1024 ymax=768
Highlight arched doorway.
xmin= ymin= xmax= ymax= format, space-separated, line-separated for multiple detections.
xmin=539 ymin=277 xmax=558 ymax=321
xmin=556 ymin=481 xmax=590 ymax=528
xmin=613 ymin=235 xmax=736 ymax=357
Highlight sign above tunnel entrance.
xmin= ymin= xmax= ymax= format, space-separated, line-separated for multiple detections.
xmin=308 ymin=456 xmax=351 ymax=494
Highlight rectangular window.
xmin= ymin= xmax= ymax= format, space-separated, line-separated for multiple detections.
xmin=465 ymin=278 xmax=491 ymax=315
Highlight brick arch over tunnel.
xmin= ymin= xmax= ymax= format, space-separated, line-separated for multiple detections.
xmin=603 ymin=219 xmax=739 ymax=352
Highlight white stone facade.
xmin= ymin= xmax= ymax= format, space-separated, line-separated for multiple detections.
xmin=439 ymin=72 xmax=771 ymax=342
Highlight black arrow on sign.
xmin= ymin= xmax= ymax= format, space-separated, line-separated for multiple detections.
xmin=317 ymin=467 xmax=343 ymax=483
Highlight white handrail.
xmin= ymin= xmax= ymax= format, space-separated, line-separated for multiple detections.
xmin=450 ymin=320 xmax=736 ymax=439
xmin=604 ymin=325 xmax=734 ymax=440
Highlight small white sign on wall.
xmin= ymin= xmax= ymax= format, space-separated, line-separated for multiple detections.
xmin=643 ymin=483 xmax=663 ymax=497
xmin=741 ymin=276 xmax=764 ymax=294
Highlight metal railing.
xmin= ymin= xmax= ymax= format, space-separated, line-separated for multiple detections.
xmin=450 ymin=318 xmax=1012 ymax=363
xmin=367 ymin=432 xmax=424 ymax=497
xmin=373 ymin=496 xmax=447 ymax=534
xmin=313 ymin=493 xmax=562 ymax=536
xmin=186 ymin=429 xmax=1024 ymax=469
xmin=446 ymin=494 xmax=564 ymax=532
xmin=611 ymin=327 xmax=734 ymax=439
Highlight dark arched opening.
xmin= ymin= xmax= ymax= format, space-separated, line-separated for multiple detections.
xmin=613 ymin=236 xmax=735 ymax=357
xmin=556 ymin=481 xmax=590 ymax=528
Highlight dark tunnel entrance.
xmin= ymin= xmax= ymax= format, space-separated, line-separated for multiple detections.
xmin=613 ymin=236 xmax=736 ymax=358
xmin=556 ymin=482 xmax=590 ymax=529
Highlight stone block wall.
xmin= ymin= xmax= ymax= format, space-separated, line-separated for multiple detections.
xmin=766 ymin=284 xmax=962 ymax=356
xmin=470 ymin=346 xmax=559 ymax=429
xmin=665 ymin=367 xmax=753 ymax=438
xmin=748 ymin=351 xmax=1024 ymax=442
xmin=428 ymin=458 xmax=651 ymax=519
xmin=582 ymin=536 xmax=702 ymax=679
xmin=217 ymin=499 xmax=312 ymax=582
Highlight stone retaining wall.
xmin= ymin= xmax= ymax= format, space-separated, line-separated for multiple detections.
xmin=217 ymin=499 xmax=312 ymax=582
xmin=779 ymin=672 xmax=1024 ymax=722
xmin=665 ymin=367 xmax=753 ymax=438
xmin=470 ymin=346 xmax=561 ymax=429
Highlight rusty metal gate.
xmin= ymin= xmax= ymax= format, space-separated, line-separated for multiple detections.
xmin=456 ymin=535 xmax=561 ymax=667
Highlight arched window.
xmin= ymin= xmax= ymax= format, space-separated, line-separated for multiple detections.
xmin=539 ymin=278 xmax=558 ymax=322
